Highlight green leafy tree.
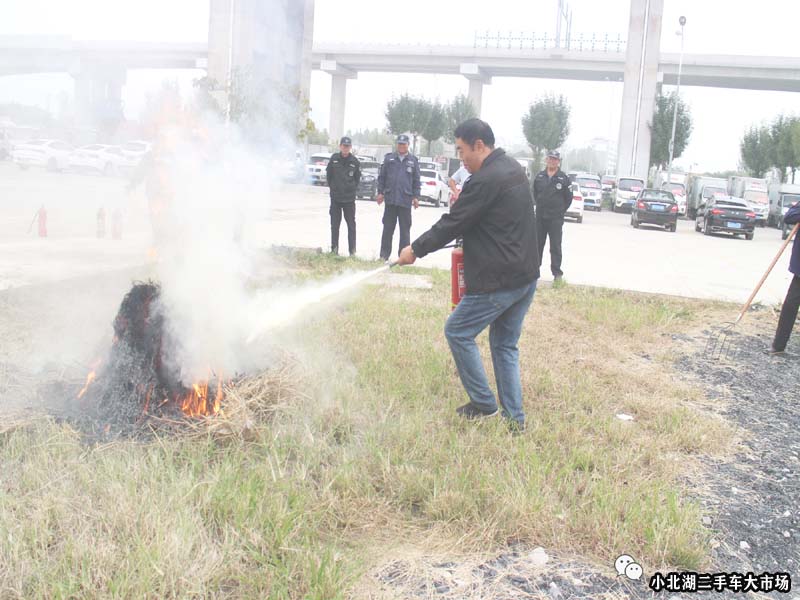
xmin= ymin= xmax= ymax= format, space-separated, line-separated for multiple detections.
xmin=444 ymin=95 xmax=478 ymax=143
xmin=385 ymin=94 xmax=416 ymax=138
xmin=740 ymin=125 xmax=773 ymax=178
xmin=521 ymin=94 xmax=571 ymax=173
xmin=420 ymin=101 xmax=447 ymax=154
xmin=770 ymin=115 xmax=797 ymax=183
xmin=789 ymin=119 xmax=800 ymax=183
xmin=649 ymin=92 xmax=692 ymax=169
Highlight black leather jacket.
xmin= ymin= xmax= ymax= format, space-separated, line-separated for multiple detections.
xmin=411 ymin=149 xmax=539 ymax=294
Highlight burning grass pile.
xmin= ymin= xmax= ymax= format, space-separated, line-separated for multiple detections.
xmin=63 ymin=281 xmax=302 ymax=440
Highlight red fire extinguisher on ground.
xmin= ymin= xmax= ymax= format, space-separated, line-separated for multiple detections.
xmin=29 ymin=205 xmax=47 ymax=237
xmin=450 ymin=238 xmax=465 ymax=311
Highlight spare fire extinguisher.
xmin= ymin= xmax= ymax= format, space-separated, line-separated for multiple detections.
xmin=450 ymin=238 xmax=465 ymax=311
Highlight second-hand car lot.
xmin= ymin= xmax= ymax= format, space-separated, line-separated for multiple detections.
xmin=0 ymin=163 xmax=794 ymax=304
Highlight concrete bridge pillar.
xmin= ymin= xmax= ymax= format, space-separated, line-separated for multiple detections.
xmin=321 ymin=60 xmax=356 ymax=143
xmin=71 ymin=64 xmax=126 ymax=130
xmin=616 ymin=0 xmax=664 ymax=180
xmin=460 ymin=64 xmax=491 ymax=117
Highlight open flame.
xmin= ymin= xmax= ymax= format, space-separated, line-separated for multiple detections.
xmin=177 ymin=374 xmax=224 ymax=418
xmin=77 ymin=358 xmax=102 ymax=399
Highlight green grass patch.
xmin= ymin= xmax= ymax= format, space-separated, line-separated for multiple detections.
xmin=0 ymin=252 xmax=734 ymax=597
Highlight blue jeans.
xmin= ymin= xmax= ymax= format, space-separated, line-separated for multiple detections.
xmin=444 ymin=280 xmax=537 ymax=424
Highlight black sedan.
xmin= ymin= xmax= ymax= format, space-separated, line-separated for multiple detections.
xmin=695 ymin=196 xmax=756 ymax=240
xmin=630 ymin=189 xmax=679 ymax=232
xmin=356 ymin=161 xmax=380 ymax=200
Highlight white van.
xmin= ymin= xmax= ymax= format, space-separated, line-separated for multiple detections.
xmin=613 ymin=177 xmax=645 ymax=212
xmin=729 ymin=176 xmax=769 ymax=225
xmin=768 ymin=183 xmax=800 ymax=238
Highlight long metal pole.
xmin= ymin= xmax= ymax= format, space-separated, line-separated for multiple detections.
xmin=666 ymin=23 xmax=685 ymax=187
xmin=226 ymin=0 xmax=236 ymax=124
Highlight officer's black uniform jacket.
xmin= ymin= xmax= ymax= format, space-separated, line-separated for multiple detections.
xmin=411 ymin=148 xmax=540 ymax=294
xmin=326 ymin=152 xmax=361 ymax=203
xmin=532 ymin=169 xmax=573 ymax=220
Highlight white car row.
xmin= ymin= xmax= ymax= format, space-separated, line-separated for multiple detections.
xmin=11 ymin=139 xmax=151 ymax=175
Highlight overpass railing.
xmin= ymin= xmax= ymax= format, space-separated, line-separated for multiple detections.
xmin=474 ymin=31 xmax=626 ymax=53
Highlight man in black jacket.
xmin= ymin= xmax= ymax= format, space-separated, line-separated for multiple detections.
xmin=397 ymin=119 xmax=539 ymax=432
xmin=532 ymin=150 xmax=572 ymax=280
xmin=325 ymin=137 xmax=361 ymax=255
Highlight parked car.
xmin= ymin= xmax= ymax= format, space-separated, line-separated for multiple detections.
xmin=12 ymin=139 xmax=73 ymax=171
xmin=601 ymin=175 xmax=616 ymax=192
xmin=120 ymin=140 xmax=151 ymax=167
xmin=0 ymin=130 xmax=10 ymax=160
xmin=576 ymin=174 xmax=603 ymax=211
xmin=306 ymin=152 xmax=332 ymax=185
xmin=659 ymin=182 xmax=687 ymax=215
xmin=566 ymin=183 xmax=584 ymax=223
xmin=613 ymin=177 xmax=645 ymax=212
xmin=68 ymin=144 xmax=129 ymax=175
xmin=695 ymin=196 xmax=756 ymax=240
xmin=357 ymin=160 xmax=380 ymax=200
xmin=630 ymin=189 xmax=678 ymax=232
xmin=419 ymin=169 xmax=451 ymax=207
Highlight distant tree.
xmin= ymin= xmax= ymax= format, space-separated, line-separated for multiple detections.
xmin=704 ymin=170 xmax=740 ymax=180
xmin=385 ymin=94 xmax=416 ymax=139
xmin=522 ymin=95 xmax=571 ymax=173
xmin=385 ymin=95 xmax=446 ymax=153
xmin=740 ymin=125 xmax=773 ymax=178
xmin=790 ymin=119 xmax=800 ymax=183
xmin=444 ymin=95 xmax=478 ymax=143
xmin=348 ymin=128 xmax=395 ymax=145
xmin=420 ymin=101 xmax=447 ymax=154
xmin=769 ymin=114 xmax=797 ymax=183
xmin=305 ymin=120 xmax=329 ymax=145
xmin=649 ymin=92 xmax=692 ymax=169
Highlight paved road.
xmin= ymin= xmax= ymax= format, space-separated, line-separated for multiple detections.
xmin=0 ymin=163 xmax=794 ymax=304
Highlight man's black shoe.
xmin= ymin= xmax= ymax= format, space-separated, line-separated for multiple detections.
xmin=455 ymin=403 xmax=498 ymax=420
xmin=507 ymin=419 xmax=526 ymax=436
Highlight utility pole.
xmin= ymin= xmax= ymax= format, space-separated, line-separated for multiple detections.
xmin=555 ymin=0 xmax=572 ymax=49
xmin=666 ymin=16 xmax=686 ymax=189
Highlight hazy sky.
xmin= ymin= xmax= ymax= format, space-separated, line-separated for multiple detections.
xmin=1 ymin=0 xmax=799 ymax=171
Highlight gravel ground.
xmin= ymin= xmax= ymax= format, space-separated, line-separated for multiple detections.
xmin=676 ymin=323 xmax=800 ymax=585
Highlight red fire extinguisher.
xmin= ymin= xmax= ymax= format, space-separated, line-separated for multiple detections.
xmin=450 ymin=239 xmax=465 ymax=311
xmin=28 ymin=205 xmax=47 ymax=237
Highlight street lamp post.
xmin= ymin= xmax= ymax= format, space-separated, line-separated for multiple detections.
xmin=666 ymin=16 xmax=686 ymax=190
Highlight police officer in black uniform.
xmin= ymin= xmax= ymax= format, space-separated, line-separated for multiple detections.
xmin=532 ymin=150 xmax=573 ymax=280
xmin=377 ymin=134 xmax=421 ymax=261
xmin=325 ymin=136 xmax=361 ymax=256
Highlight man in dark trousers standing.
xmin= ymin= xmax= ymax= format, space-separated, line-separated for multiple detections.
xmin=396 ymin=119 xmax=539 ymax=433
xmin=377 ymin=134 xmax=420 ymax=261
xmin=325 ymin=136 xmax=361 ymax=256
xmin=532 ymin=150 xmax=573 ymax=280
xmin=769 ymin=202 xmax=800 ymax=355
